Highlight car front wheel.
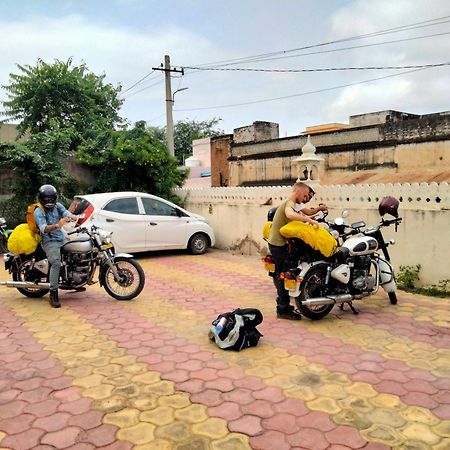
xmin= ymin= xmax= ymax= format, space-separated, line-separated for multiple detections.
xmin=188 ymin=232 xmax=208 ymax=255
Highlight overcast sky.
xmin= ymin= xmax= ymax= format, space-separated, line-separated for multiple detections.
xmin=1 ymin=0 xmax=449 ymax=136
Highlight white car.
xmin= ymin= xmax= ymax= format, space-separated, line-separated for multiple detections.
xmin=68 ymin=192 xmax=215 ymax=254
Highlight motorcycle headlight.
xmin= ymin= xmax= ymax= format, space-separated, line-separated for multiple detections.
xmin=97 ymin=228 xmax=113 ymax=244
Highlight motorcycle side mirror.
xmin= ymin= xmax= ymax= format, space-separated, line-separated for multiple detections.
xmin=341 ymin=210 xmax=349 ymax=218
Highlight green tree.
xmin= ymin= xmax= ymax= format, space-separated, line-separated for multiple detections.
xmin=78 ymin=121 xmax=188 ymax=200
xmin=2 ymin=58 xmax=123 ymax=146
xmin=149 ymin=118 xmax=223 ymax=164
xmin=174 ymin=118 xmax=223 ymax=164
xmin=0 ymin=58 xmax=124 ymax=202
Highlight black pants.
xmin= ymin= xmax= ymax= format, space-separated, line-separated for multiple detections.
xmin=268 ymin=243 xmax=294 ymax=313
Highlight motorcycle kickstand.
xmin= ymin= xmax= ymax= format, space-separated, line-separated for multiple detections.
xmin=340 ymin=301 xmax=359 ymax=315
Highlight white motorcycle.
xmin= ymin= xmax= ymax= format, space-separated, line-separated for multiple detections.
xmin=268 ymin=197 xmax=402 ymax=320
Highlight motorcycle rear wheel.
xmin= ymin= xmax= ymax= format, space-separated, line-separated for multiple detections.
xmin=101 ymin=257 xmax=145 ymax=301
xmin=296 ymin=264 xmax=334 ymax=320
xmin=13 ymin=257 xmax=49 ymax=298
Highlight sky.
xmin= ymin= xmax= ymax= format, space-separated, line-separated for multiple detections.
xmin=1 ymin=0 xmax=450 ymax=137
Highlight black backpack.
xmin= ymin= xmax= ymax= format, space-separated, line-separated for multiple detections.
xmin=208 ymin=308 xmax=263 ymax=351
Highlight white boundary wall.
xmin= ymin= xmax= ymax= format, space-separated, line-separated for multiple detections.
xmin=174 ymin=182 xmax=450 ymax=286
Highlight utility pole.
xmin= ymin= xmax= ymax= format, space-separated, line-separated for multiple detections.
xmin=152 ymin=55 xmax=184 ymax=158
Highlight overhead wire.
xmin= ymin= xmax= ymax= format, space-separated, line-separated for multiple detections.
xmin=181 ymin=62 xmax=450 ymax=74
xmin=190 ymin=15 xmax=450 ymax=68
xmin=174 ymin=66 xmax=440 ymax=111
xmin=120 ymin=70 xmax=156 ymax=95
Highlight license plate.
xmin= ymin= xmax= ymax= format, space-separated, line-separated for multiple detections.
xmin=102 ymin=243 xmax=113 ymax=250
xmin=284 ymin=278 xmax=297 ymax=290
xmin=264 ymin=262 xmax=275 ymax=272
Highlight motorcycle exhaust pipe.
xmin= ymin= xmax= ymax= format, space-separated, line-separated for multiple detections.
xmin=0 ymin=281 xmax=51 ymax=289
xmin=301 ymin=292 xmax=370 ymax=307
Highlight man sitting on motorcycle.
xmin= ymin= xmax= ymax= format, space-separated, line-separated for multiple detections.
xmin=34 ymin=184 xmax=79 ymax=308
xmin=268 ymin=182 xmax=328 ymax=320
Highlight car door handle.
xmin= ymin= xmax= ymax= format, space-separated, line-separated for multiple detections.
xmin=106 ymin=218 xmax=114 ymax=222
xmin=149 ymin=222 xmax=157 ymax=226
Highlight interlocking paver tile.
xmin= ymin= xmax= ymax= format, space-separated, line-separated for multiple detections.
xmin=1 ymin=250 xmax=450 ymax=449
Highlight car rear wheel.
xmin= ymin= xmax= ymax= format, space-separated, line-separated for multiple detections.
xmin=188 ymin=233 xmax=208 ymax=255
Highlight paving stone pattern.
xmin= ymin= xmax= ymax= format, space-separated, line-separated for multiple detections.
xmin=1 ymin=249 xmax=450 ymax=449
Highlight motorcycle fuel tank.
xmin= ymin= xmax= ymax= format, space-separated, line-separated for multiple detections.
xmin=343 ymin=236 xmax=378 ymax=256
xmin=62 ymin=238 xmax=93 ymax=253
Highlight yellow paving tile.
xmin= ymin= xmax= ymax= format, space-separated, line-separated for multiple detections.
xmin=174 ymin=405 xmax=210 ymax=424
xmin=140 ymin=406 xmax=175 ymax=426
xmin=104 ymin=408 xmax=141 ymax=427
xmin=192 ymin=418 xmax=230 ymax=439
xmin=116 ymin=422 xmax=156 ymax=445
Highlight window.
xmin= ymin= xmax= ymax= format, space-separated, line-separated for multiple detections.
xmin=142 ymin=198 xmax=177 ymax=216
xmin=103 ymin=198 xmax=139 ymax=215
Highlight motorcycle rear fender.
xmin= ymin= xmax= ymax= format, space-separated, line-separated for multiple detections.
xmin=378 ymin=257 xmax=397 ymax=293
xmin=288 ymin=261 xmax=322 ymax=297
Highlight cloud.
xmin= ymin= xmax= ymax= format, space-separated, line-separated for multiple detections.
xmin=324 ymin=0 xmax=450 ymax=122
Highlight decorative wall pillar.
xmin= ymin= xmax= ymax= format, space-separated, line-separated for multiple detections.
xmin=293 ymin=135 xmax=324 ymax=186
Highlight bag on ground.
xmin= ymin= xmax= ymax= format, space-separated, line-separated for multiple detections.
xmin=208 ymin=308 xmax=263 ymax=351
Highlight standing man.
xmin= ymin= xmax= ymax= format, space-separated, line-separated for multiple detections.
xmin=34 ymin=184 xmax=78 ymax=308
xmin=268 ymin=182 xmax=327 ymax=320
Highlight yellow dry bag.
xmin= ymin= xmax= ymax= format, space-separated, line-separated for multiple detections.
xmin=279 ymin=221 xmax=337 ymax=257
xmin=7 ymin=223 xmax=41 ymax=255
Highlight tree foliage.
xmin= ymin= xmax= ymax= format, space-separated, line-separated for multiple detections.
xmin=0 ymin=58 xmax=124 ymax=202
xmin=78 ymin=121 xmax=187 ymax=200
xmin=149 ymin=118 xmax=223 ymax=164
xmin=174 ymin=118 xmax=223 ymax=163
xmin=2 ymin=58 xmax=123 ymax=146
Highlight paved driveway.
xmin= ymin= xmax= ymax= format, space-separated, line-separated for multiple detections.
xmin=0 ymin=249 xmax=449 ymax=449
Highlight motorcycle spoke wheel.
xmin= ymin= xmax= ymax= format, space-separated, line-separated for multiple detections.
xmin=13 ymin=258 xmax=49 ymax=298
xmin=296 ymin=264 xmax=334 ymax=320
xmin=102 ymin=258 xmax=145 ymax=301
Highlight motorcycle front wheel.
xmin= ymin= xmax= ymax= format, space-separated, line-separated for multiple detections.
xmin=296 ymin=264 xmax=334 ymax=320
xmin=101 ymin=257 xmax=145 ymax=301
xmin=13 ymin=257 xmax=49 ymax=298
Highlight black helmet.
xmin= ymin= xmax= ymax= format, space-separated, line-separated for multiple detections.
xmin=379 ymin=196 xmax=399 ymax=217
xmin=38 ymin=184 xmax=58 ymax=209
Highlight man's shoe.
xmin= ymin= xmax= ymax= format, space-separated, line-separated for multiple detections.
xmin=49 ymin=290 xmax=61 ymax=308
xmin=277 ymin=309 xmax=302 ymax=320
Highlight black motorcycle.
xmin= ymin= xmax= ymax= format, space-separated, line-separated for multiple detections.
xmin=1 ymin=225 xmax=145 ymax=301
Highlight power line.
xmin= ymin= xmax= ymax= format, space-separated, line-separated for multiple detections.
xmin=190 ymin=15 xmax=450 ymax=68
xmin=234 ymin=31 xmax=450 ymax=65
xmin=182 ymin=62 xmax=450 ymax=74
xmin=174 ymin=66 xmax=438 ymax=111
xmin=122 ymin=79 xmax=164 ymax=99
xmin=121 ymin=70 xmax=156 ymax=95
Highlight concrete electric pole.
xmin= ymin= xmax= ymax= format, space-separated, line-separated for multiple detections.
xmin=152 ymin=55 xmax=184 ymax=158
